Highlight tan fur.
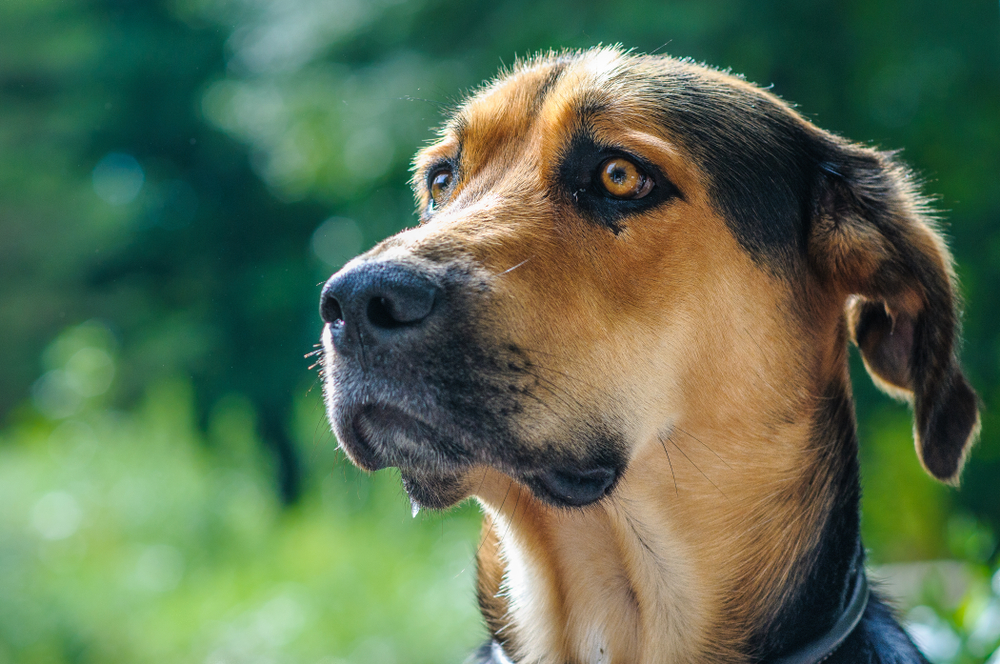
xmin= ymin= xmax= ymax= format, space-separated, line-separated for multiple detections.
xmin=323 ymin=46 xmax=979 ymax=663
xmin=381 ymin=50 xmax=846 ymax=663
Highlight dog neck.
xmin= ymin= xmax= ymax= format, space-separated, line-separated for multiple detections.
xmin=473 ymin=373 xmax=865 ymax=664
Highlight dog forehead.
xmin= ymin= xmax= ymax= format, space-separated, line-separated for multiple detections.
xmin=457 ymin=50 xmax=620 ymax=127
xmin=447 ymin=49 xmax=794 ymax=145
xmin=424 ymin=49 xmax=826 ymax=271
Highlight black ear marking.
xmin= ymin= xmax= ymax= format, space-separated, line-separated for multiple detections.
xmin=811 ymin=142 xmax=980 ymax=485
xmin=919 ymin=370 xmax=979 ymax=482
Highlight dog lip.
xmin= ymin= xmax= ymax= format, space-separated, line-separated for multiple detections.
xmin=528 ymin=465 xmax=619 ymax=507
xmin=344 ymin=402 xmax=446 ymax=472
xmin=343 ymin=408 xmax=389 ymax=472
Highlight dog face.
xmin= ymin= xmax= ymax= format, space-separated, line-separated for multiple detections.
xmin=319 ymin=48 xmax=978 ymax=513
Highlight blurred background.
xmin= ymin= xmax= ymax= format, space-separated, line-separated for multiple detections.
xmin=0 ymin=0 xmax=997 ymax=662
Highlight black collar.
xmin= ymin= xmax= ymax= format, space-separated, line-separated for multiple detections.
xmin=486 ymin=569 xmax=870 ymax=664
xmin=771 ymin=567 xmax=870 ymax=664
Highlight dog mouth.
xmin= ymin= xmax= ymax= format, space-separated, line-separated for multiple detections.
xmin=337 ymin=400 xmax=622 ymax=508
xmin=342 ymin=403 xmax=454 ymax=472
xmin=525 ymin=466 xmax=620 ymax=507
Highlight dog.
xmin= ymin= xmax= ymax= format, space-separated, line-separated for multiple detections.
xmin=318 ymin=47 xmax=980 ymax=663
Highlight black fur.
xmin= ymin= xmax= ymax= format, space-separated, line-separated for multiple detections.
xmin=324 ymin=260 xmax=629 ymax=509
xmin=826 ymin=596 xmax=930 ymax=664
xmin=530 ymin=61 xmax=569 ymax=115
xmin=749 ymin=382 xmax=863 ymax=660
xmin=556 ymin=131 xmax=681 ymax=234
xmin=749 ymin=380 xmax=929 ymax=663
xmin=643 ymin=64 xmax=819 ymax=270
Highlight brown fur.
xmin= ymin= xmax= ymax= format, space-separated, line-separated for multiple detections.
xmin=320 ymin=47 xmax=979 ymax=663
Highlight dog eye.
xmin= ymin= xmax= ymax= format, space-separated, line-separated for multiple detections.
xmin=428 ymin=165 xmax=454 ymax=209
xmin=598 ymin=157 xmax=653 ymax=200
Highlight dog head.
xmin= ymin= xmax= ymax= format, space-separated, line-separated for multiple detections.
xmin=319 ymin=47 xmax=978 ymax=511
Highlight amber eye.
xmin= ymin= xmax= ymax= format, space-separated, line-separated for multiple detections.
xmin=598 ymin=157 xmax=653 ymax=199
xmin=428 ymin=165 xmax=454 ymax=208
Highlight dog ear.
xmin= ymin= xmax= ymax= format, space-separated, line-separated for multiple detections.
xmin=808 ymin=141 xmax=979 ymax=485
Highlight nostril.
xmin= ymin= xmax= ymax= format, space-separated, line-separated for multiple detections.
xmin=367 ymin=296 xmax=401 ymax=329
xmin=320 ymin=293 xmax=344 ymax=325
xmin=322 ymin=263 xmax=440 ymax=342
xmin=366 ymin=291 xmax=435 ymax=330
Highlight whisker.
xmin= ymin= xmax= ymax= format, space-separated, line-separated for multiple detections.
xmin=658 ymin=437 xmax=679 ymax=497
xmin=466 ymin=473 xmax=515 ymax=575
xmin=497 ymin=256 xmax=533 ymax=276
xmin=648 ymin=40 xmax=672 ymax=55
xmin=674 ymin=425 xmax=733 ymax=471
xmin=518 ymin=389 xmax=585 ymax=431
xmin=515 ymin=346 xmax=598 ymax=372
xmin=669 ymin=436 xmax=730 ymax=502
xmin=524 ymin=360 xmax=602 ymax=392
xmin=524 ymin=371 xmax=588 ymax=415
xmin=501 ymin=483 xmax=524 ymax=545
xmin=474 ymin=466 xmax=489 ymax=497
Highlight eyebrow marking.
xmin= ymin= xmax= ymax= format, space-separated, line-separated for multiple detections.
xmin=573 ymin=93 xmax=609 ymax=126
xmin=450 ymin=114 xmax=469 ymax=146
xmin=530 ymin=61 xmax=568 ymax=115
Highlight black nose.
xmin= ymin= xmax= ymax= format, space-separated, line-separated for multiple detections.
xmin=320 ymin=262 xmax=441 ymax=354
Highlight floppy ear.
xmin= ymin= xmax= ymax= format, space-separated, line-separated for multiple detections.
xmin=808 ymin=141 xmax=980 ymax=485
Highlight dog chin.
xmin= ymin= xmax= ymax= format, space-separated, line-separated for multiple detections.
xmin=333 ymin=401 xmax=443 ymax=472
xmin=332 ymin=401 xmax=475 ymax=507
xmin=399 ymin=468 xmax=472 ymax=510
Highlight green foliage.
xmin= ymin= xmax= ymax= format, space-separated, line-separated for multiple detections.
xmin=0 ymin=331 xmax=483 ymax=662
xmin=881 ymin=545 xmax=1000 ymax=663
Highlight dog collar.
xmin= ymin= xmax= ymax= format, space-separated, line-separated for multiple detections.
xmin=487 ymin=570 xmax=869 ymax=664
xmin=771 ymin=567 xmax=870 ymax=664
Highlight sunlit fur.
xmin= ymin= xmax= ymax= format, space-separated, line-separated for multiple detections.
xmin=321 ymin=47 xmax=979 ymax=663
